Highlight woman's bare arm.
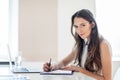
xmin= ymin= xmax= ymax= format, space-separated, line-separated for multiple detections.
xmin=100 ymin=40 xmax=112 ymax=80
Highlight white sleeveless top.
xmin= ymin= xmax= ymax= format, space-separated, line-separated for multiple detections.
xmin=81 ymin=38 xmax=89 ymax=68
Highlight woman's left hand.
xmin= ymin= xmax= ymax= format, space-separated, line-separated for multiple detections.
xmin=61 ymin=65 xmax=81 ymax=72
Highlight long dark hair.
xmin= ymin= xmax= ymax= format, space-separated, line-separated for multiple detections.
xmin=71 ymin=9 xmax=102 ymax=73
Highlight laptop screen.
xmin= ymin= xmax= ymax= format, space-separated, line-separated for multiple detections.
xmin=7 ymin=44 xmax=13 ymax=70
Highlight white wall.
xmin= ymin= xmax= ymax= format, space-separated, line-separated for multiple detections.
xmin=57 ymin=0 xmax=96 ymax=61
xmin=19 ymin=0 xmax=57 ymax=61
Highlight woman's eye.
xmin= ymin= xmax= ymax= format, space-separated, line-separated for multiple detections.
xmin=82 ymin=24 xmax=85 ymax=27
xmin=73 ymin=25 xmax=78 ymax=28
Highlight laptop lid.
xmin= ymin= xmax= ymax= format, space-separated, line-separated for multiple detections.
xmin=7 ymin=44 xmax=13 ymax=71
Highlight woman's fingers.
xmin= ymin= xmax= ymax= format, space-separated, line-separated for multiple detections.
xmin=43 ymin=63 xmax=55 ymax=72
xmin=61 ymin=65 xmax=80 ymax=72
xmin=43 ymin=63 xmax=51 ymax=72
xmin=61 ymin=66 xmax=73 ymax=71
xmin=44 ymin=67 xmax=49 ymax=72
xmin=50 ymin=66 xmax=55 ymax=71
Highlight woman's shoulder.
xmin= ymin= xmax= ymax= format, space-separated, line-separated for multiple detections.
xmin=99 ymin=35 xmax=110 ymax=46
xmin=99 ymin=36 xmax=112 ymax=55
xmin=99 ymin=36 xmax=111 ymax=48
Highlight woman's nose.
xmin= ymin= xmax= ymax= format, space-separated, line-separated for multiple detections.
xmin=76 ymin=27 xmax=83 ymax=33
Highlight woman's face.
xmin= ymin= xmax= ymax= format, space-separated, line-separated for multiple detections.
xmin=73 ymin=17 xmax=92 ymax=39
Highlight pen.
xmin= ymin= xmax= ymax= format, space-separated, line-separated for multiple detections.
xmin=48 ymin=58 xmax=51 ymax=71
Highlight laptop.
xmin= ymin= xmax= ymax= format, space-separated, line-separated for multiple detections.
xmin=7 ymin=44 xmax=41 ymax=73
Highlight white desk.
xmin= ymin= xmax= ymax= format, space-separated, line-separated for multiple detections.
xmin=0 ymin=62 xmax=95 ymax=80
xmin=113 ymin=67 xmax=120 ymax=80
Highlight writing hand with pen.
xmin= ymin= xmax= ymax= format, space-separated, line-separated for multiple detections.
xmin=43 ymin=58 xmax=55 ymax=72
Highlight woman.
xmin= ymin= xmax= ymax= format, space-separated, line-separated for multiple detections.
xmin=43 ymin=9 xmax=112 ymax=80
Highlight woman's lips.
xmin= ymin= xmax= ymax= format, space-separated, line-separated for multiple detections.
xmin=80 ymin=33 xmax=85 ymax=36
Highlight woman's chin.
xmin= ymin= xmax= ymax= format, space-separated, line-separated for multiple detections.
xmin=80 ymin=36 xmax=86 ymax=39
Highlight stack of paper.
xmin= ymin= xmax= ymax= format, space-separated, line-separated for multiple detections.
xmin=40 ymin=70 xmax=73 ymax=75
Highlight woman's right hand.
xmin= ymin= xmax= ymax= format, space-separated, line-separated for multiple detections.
xmin=43 ymin=62 xmax=54 ymax=72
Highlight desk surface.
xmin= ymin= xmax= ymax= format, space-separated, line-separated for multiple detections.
xmin=114 ymin=67 xmax=120 ymax=80
xmin=0 ymin=62 xmax=95 ymax=80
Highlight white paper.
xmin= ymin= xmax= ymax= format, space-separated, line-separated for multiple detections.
xmin=40 ymin=70 xmax=73 ymax=75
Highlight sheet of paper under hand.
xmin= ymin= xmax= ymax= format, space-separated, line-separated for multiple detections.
xmin=40 ymin=70 xmax=73 ymax=75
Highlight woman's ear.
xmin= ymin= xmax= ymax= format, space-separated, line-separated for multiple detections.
xmin=91 ymin=22 xmax=95 ymax=28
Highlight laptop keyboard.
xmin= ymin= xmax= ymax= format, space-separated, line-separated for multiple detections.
xmin=13 ymin=67 xmax=29 ymax=72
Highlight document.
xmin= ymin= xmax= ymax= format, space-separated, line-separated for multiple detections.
xmin=40 ymin=70 xmax=73 ymax=75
